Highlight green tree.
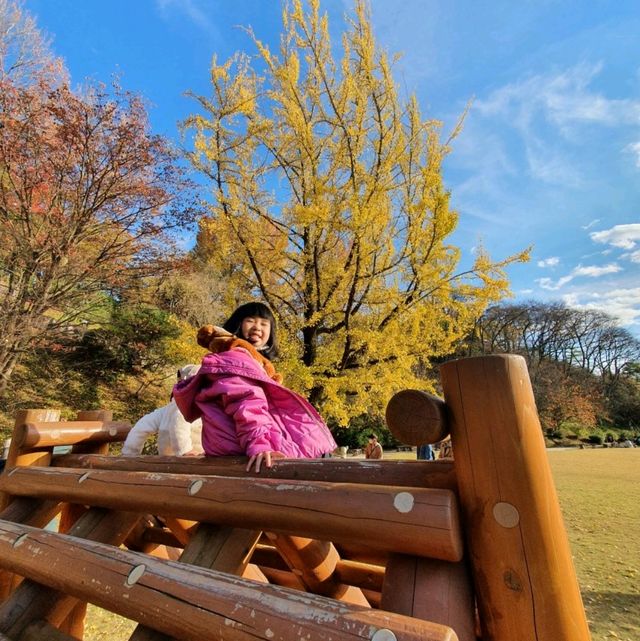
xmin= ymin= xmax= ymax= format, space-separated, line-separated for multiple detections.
xmin=184 ymin=0 xmax=528 ymax=423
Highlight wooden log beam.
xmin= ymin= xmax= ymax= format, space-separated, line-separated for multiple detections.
xmin=0 ymin=498 xmax=62 ymax=601
xmin=440 ymin=354 xmax=591 ymax=641
xmin=335 ymin=559 xmax=385 ymax=593
xmin=52 ymin=454 xmax=458 ymax=490
xmin=0 ymin=467 xmax=464 ymax=562
xmin=266 ymin=534 xmax=370 ymax=605
xmin=1 ymin=410 xmax=61 ymax=512
xmin=128 ymin=523 xmax=263 ymax=640
xmin=385 ymin=390 xmax=449 ymax=446
xmin=0 ymin=508 xmax=141 ymax=638
xmin=0 ymin=521 xmax=459 ymax=641
xmin=18 ymin=619 xmax=79 ymax=641
xmin=14 ymin=420 xmax=130 ymax=449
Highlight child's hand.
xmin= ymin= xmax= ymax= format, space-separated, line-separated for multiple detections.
xmin=246 ymin=450 xmax=285 ymax=473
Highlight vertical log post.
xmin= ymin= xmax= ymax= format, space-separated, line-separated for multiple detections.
xmin=440 ymin=354 xmax=591 ymax=641
xmin=58 ymin=409 xmax=114 ymax=638
xmin=0 ymin=410 xmax=61 ymax=511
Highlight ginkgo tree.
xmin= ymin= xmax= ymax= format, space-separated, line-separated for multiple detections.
xmin=183 ymin=0 xmax=528 ymax=424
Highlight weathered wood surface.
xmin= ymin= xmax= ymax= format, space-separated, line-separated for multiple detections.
xmin=0 ymin=508 xmax=140 ymax=638
xmin=0 ymin=498 xmax=61 ymax=601
xmin=128 ymin=523 xmax=263 ymax=640
xmin=385 ymin=389 xmax=449 ymax=446
xmin=440 ymin=354 xmax=592 ymax=641
xmin=52 ymin=453 xmax=459 ymax=490
xmin=0 ymin=520 xmax=460 ymax=641
xmin=0 ymin=467 xmax=464 ymax=561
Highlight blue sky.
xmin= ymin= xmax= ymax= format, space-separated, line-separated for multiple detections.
xmin=26 ymin=0 xmax=640 ymax=334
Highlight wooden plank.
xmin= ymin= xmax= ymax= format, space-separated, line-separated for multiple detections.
xmin=381 ymin=555 xmax=476 ymax=641
xmin=0 ymin=508 xmax=141 ymax=638
xmin=52 ymin=454 xmax=459 ymax=490
xmin=0 ymin=520 xmax=459 ymax=641
xmin=440 ymin=354 xmax=591 ymax=641
xmin=0 ymin=467 xmax=464 ymax=562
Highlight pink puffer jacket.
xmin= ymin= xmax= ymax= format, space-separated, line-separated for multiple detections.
xmin=173 ymin=349 xmax=337 ymax=458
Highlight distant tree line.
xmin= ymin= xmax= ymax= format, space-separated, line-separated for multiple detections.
xmin=462 ymin=301 xmax=640 ymax=432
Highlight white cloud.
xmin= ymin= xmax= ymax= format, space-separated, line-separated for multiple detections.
xmin=590 ymin=223 xmax=640 ymax=250
xmin=537 ymin=256 xmax=559 ymax=268
xmin=625 ymin=141 xmax=640 ymax=168
xmin=581 ymin=219 xmax=600 ymax=230
xmin=561 ymin=287 xmax=640 ymax=328
xmin=536 ymin=262 xmax=621 ymax=290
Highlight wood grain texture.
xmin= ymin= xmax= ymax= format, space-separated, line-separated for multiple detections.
xmin=440 ymin=354 xmax=591 ymax=641
xmin=0 ymin=467 xmax=464 ymax=561
xmin=0 ymin=520 xmax=459 ymax=641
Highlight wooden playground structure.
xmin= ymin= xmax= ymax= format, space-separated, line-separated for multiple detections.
xmin=0 ymin=355 xmax=592 ymax=641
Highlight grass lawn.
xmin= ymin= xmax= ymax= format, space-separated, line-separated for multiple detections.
xmin=82 ymin=448 xmax=639 ymax=641
xmin=547 ymin=448 xmax=639 ymax=641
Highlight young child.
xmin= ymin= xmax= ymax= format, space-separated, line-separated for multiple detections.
xmin=173 ymin=302 xmax=337 ymax=472
xmin=122 ymin=365 xmax=204 ymax=456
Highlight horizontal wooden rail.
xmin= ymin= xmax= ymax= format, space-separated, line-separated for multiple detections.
xmin=0 ymin=467 xmax=464 ymax=561
xmin=14 ymin=421 xmax=131 ymax=449
xmin=52 ymin=454 xmax=458 ymax=490
xmin=0 ymin=520 xmax=459 ymax=641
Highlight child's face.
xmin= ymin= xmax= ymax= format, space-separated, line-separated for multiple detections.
xmin=241 ymin=316 xmax=271 ymax=350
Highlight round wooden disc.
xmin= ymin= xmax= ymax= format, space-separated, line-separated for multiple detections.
xmin=385 ymin=389 xmax=449 ymax=446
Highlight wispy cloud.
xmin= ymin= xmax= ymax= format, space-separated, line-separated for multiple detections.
xmin=155 ymin=0 xmax=220 ymax=36
xmin=537 ymin=262 xmax=621 ymax=290
xmin=624 ymin=141 xmax=640 ymax=168
xmin=472 ymin=63 xmax=640 ymax=186
xmin=590 ymin=223 xmax=640 ymax=250
xmin=581 ymin=219 xmax=600 ymax=230
xmin=537 ymin=256 xmax=559 ymax=268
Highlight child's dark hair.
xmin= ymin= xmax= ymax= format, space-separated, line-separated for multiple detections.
xmin=223 ymin=301 xmax=279 ymax=360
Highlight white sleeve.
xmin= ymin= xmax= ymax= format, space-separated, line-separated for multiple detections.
xmin=121 ymin=406 xmax=165 ymax=456
xmin=167 ymin=401 xmax=202 ymax=455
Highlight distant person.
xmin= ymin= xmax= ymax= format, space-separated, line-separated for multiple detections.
xmin=437 ymin=436 xmax=453 ymax=460
xmin=364 ymin=433 xmax=383 ymax=459
xmin=417 ymin=443 xmax=435 ymax=460
xmin=122 ymin=365 xmax=203 ymax=457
